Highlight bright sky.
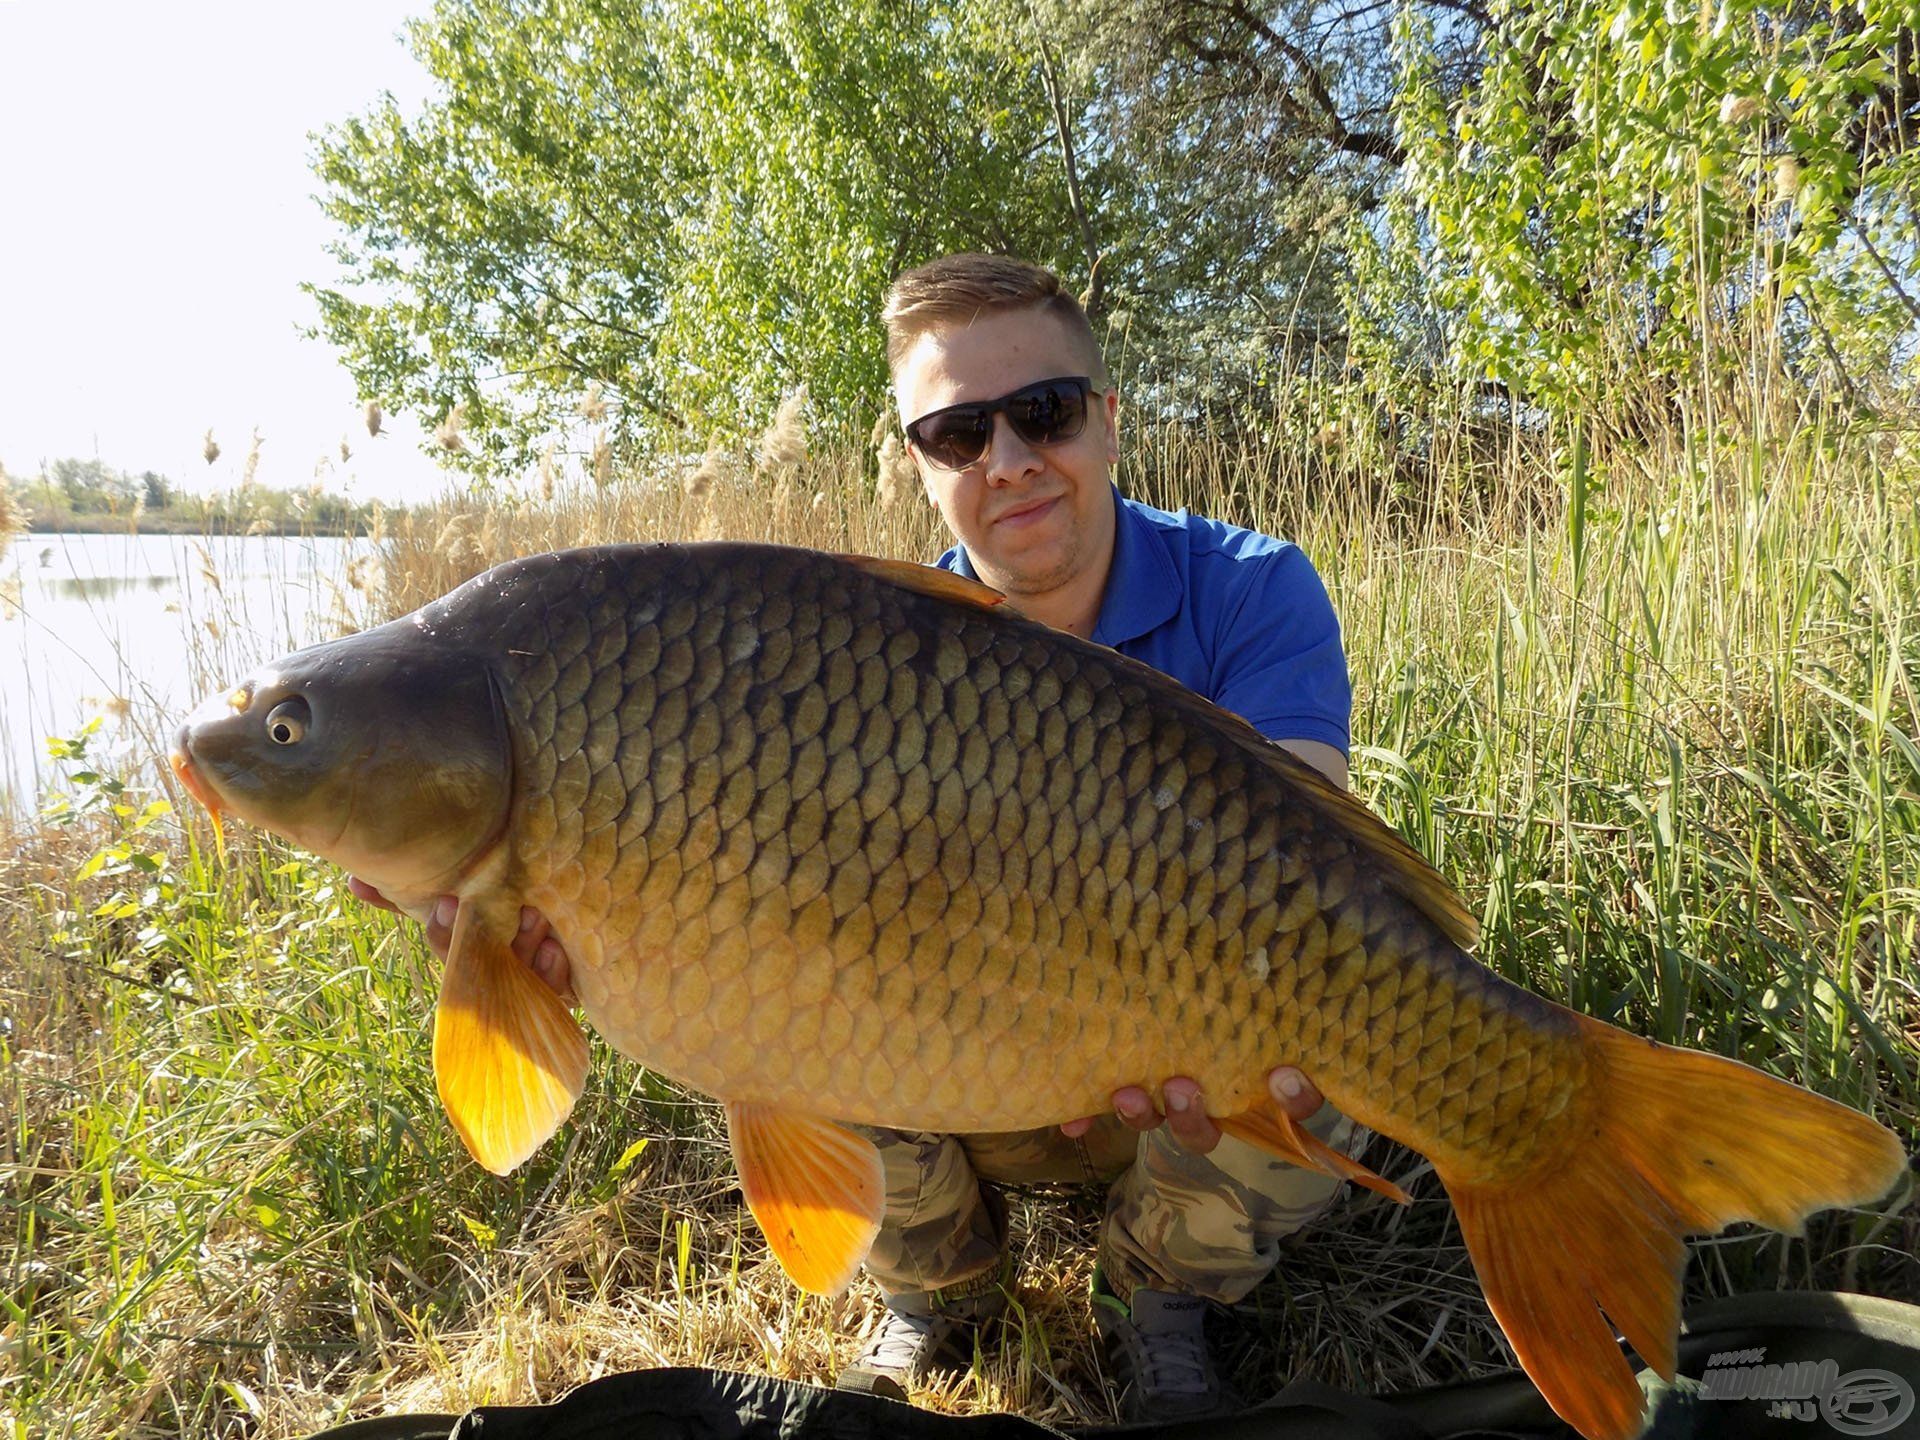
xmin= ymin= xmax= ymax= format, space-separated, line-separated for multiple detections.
xmin=0 ymin=1 xmax=467 ymax=504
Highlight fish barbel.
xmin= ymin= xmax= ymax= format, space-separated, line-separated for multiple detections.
xmin=172 ymin=542 xmax=1906 ymax=1440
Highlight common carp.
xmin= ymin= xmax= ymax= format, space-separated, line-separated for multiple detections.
xmin=171 ymin=542 xmax=1906 ymax=1440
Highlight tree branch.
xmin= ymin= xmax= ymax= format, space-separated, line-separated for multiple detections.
xmin=1175 ymin=0 xmax=1406 ymax=163
xmin=1029 ymin=18 xmax=1106 ymax=315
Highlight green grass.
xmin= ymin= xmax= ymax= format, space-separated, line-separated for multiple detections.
xmin=3 ymin=386 xmax=1916 ymax=1438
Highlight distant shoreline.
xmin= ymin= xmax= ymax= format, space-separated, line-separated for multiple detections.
xmin=17 ymin=514 xmax=374 ymax=539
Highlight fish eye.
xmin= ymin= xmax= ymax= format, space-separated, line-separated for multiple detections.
xmin=265 ymin=697 xmax=310 ymax=745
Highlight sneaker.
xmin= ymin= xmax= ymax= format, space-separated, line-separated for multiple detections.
xmin=1092 ymin=1273 xmax=1236 ymax=1421
xmin=837 ymin=1289 xmax=1008 ymax=1401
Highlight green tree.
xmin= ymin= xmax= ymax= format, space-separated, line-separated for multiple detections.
xmin=1378 ymin=0 xmax=1918 ymax=423
xmin=1047 ymin=0 xmax=1482 ymax=408
xmin=50 ymin=458 xmax=138 ymax=514
xmin=309 ymin=0 xmax=1102 ymax=468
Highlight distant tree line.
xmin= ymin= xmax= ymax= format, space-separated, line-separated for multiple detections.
xmin=6 ymin=458 xmax=379 ymax=536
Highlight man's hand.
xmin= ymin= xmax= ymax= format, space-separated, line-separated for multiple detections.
xmin=346 ymin=877 xmax=575 ymax=1001
xmin=1059 ymin=1068 xmax=1323 ymax=1154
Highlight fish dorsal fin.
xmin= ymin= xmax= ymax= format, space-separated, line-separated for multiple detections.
xmin=1276 ymin=747 xmax=1482 ymax=951
xmin=838 ymin=555 xmax=1015 ymax=612
xmin=434 ymin=900 xmax=590 ymax=1175
xmin=855 ymin=547 xmax=1472 ymax=949
xmin=725 ymin=1101 xmax=885 ymax=1295
xmin=1218 ymin=1094 xmax=1411 ymax=1204
xmin=1153 ymin=688 xmax=1481 ymax=952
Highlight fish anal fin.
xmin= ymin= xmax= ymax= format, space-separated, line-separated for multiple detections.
xmin=839 ymin=555 xmax=1016 ymax=613
xmin=1438 ymin=1012 xmax=1907 ymax=1440
xmin=1218 ymin=1095 xmax=1411 ymax=1204
xmin=726 ymin=1101 xmax=885 ymax=1295
xmin=433 ymin=900 xmax=589 ymax=1175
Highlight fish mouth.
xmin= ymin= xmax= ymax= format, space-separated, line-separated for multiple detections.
xmin=169 ymin=733 xmax=226 ymax=844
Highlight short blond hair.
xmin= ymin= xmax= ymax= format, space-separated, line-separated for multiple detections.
xmin=883 ymin=253 xmax=1108 ymax=386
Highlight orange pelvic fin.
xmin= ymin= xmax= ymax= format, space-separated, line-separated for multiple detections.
xmin=1219 ymin=1094 xmax=1412 ymax=1204
xmin=433 ymin=900 xmax=589 ymax=1175
xmin=725 ymin=1101 xmax=885 ymax=1295
xmin=1440 ymin=1013 xmax=1908 ymax=1440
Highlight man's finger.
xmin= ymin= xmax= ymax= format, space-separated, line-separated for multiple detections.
xmin=1268 ymin=1066 xmax=1323 ymax=1119
xmin=423 ymin=895 xmax=456 ymax=963
xmin=1059 ymin=1115 xmax=1095 ymax=1138
xmin=1113 ymin=1085 xmax=1158 ymax=1132
xmin=1161 ymin=1078 xmax=1223 ymax=1154
xmin=532 ymin=938 xmax=575 ymax=1002
xmin=346 ymin=875 xmax=400 ymax=914
xmin=512 ymin=906 xmax=549 ymax=964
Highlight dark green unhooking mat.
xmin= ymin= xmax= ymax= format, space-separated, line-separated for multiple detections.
xmin=303 ymin=1290 xmax=1920 ymax=1440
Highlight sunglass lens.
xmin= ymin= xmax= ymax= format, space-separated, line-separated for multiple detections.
xmin=915 ymin=410 xmax=992 ymax=469
xmin=1008 ymin=379 xmax=1088 ymax=444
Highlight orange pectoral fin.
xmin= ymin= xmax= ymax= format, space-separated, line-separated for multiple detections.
xmin=1218 ymin=1095 xmax=1412 ymax=1205
xmin=725 ymin=1101 xmax=885 ymax=1295
xmin=432 ymin=900 xmax=589 ymax=1175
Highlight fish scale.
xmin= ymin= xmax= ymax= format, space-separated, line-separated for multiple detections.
xmin=174 ymin=539 xmax=1906 ymax=1440
xmin=455 ymin=543 xmax=1578 ymax=1159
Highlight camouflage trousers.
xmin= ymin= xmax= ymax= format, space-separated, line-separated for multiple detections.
xmin=854 ymin=1102 xmax=1366 ymax=1307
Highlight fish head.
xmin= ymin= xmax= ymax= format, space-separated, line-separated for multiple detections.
xmin=172 ymin=623 xmax=513 ymax=904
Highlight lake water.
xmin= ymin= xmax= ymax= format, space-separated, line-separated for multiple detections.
xmin=0 ymin=532 xmax=374 ymax=815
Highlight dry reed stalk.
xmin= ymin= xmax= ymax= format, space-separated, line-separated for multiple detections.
xmin=242 ymin=428 xmax=264 ymax=488
xmin=756 ymin=388 xmax=810 ymax=505
xmin=435 ymin=404 xmax=470 ymax=454
xmin=874 ymin=430 xmax=917 ymax=510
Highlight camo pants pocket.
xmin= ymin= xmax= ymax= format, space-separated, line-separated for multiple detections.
xmin=854 ymin=1120 xmax=1137 ymax=1299
xmin=855 ymin=1108 xmax=1365 ymax=1307
xmin=1099 ymin=1101 xmax=1369 ymax=1304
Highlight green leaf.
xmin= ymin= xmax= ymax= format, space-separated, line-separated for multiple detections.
xmin=609 ymin=1136 xmax=651 ymax=1180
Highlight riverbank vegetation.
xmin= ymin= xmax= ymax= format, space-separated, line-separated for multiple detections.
xmin=6 ymin=391 xmax=1917 ymax=1438
xmin=4 ymin=0 xmax=1917 ymax=1434
xmin=4 ymin=457 xmax=379 ymax=537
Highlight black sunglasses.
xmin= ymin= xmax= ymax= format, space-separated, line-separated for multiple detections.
xmin=904 ymin=376 xmax=1097 ymax=471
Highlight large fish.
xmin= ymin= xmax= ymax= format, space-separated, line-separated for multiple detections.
xmin=171 ymin=542 xmax=1905 ymax=1440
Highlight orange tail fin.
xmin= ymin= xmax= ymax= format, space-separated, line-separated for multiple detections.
xmin=1439 ymin=1014 xmax=1907 ymax=1440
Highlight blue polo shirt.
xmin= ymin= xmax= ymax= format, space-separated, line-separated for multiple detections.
xmin=935 ymin=488 xmax=1351 ymax=756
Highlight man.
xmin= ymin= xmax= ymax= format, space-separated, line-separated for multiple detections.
xmin=353 ymin=251 xmax=1363 ymax=1422
xmin=828 ymin=253 xmax=1364 ymax=1419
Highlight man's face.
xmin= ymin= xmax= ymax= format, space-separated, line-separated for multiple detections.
xmin=893 ymin=307 xmax=1119 ymax=598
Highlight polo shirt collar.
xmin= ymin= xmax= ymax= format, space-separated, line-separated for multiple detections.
xmin=948 ymin=486 xmax=1178 ymax=645
xmin=1092 ymin=486 xmax=1179 ymax=647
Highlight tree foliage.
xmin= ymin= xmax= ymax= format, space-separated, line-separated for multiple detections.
xmin=310 ymin=0 xmax=1918 ymax=469
xmin=1380 ymin=0 xmax=1919 ymax=420
xmin=310 ymin=0 xmax=1103 ymax=468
